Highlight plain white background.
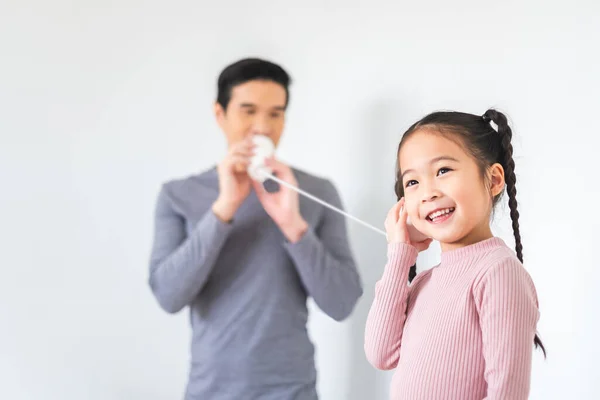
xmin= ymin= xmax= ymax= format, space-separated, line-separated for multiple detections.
xmin=1 ymin=1 xmax=599 ymax=399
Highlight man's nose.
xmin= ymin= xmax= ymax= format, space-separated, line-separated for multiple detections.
xmin=251 ymin=114 xmax=272 ymax=136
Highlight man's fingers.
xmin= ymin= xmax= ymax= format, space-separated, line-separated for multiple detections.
xmin=265 ymin=158 xmax=285 ymax=173
xmin=230 ymin=144 xmax=254 ymax=157
xmin=252 ymin=179 xmax=264 ymax=195
xmin=228 ymin=137 xmax=255 ymax=155
xmin=224 ymin=155 xmax=251 ymax=173
xmin=252 ymin=180 xmax=272 ymax=205
xmin=265 ymin=158 xmax=296 ymax=183
xmin=227 ymin=155 xmax=251 ymax=166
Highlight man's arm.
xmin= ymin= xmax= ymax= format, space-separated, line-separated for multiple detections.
xmin=283 ymin=180 xmax=363 ymax=321
xmin=148 ymin=184 xmax=233 ymax=313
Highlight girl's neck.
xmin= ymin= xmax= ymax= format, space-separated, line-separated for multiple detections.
xmin=440 ymin=222 xmax=494 ymax=253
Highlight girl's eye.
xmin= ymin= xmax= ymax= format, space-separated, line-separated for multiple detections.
xmin=405 ymin=180 xmax=418 ymax=188
xmin=437 ymin=167 xmax=452 ymax=176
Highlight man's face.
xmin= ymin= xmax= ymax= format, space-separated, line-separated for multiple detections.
xmin=215 ymin=80 xmax=287 ymax=148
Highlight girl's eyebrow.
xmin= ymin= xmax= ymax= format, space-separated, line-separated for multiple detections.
xmin=401 ymin=156 xmax=460 ymax=179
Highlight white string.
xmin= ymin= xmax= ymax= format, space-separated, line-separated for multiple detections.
xmin=263 ymin=172 xmax=387 ymax=237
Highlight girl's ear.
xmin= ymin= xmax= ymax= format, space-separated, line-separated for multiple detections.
xmin=488 ymin=163 xmax=505 ymax=197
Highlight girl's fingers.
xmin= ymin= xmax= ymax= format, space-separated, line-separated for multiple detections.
xmin=398 ymin=198 xmax=408 ymax=223
xmin=415 ymin=238 xmax=433 ymax=251
xmin=386 ymin=200 xmax=401 ymax=225
xmin=392 ymin=198 xmax=404 ymax=221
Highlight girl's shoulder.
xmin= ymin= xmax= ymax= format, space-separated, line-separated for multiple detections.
xmin=478 ymin=244 xmax=522 ymax=271
xmin=471 ymin=245 xmax=538 ymax=300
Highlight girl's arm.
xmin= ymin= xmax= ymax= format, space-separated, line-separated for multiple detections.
xmin=474 ymin=257 xmax=540 ymax=400
xmin=364 ymin=242 xmax=418 ymax=370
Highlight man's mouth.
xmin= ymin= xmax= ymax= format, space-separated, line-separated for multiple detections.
xmin=426 ymin=207 xmax=455 ymax=223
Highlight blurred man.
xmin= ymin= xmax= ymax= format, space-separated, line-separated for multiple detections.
xmin=148 ymin=58 xmax=362 ymax=400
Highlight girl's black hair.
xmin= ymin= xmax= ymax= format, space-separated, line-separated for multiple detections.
xmin=396 ymin=109 xmax=546 ymax=357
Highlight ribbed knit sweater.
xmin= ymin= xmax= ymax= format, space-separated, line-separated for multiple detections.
xmin=364 ymin=237 xmax=540 ymax=400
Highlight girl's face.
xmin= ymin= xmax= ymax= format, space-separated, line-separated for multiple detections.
xmin=398 ymin=129 xmax=504 ymax=250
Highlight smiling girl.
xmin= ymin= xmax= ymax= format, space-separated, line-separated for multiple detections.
xmin=364 ymin=109 xmax=545 ymax=400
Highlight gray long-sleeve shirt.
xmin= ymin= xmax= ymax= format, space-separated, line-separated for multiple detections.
xmin=148 ymin=166 xmax=363 ymax=400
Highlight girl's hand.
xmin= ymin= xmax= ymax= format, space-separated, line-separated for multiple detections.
xmin=385 ymin=198 xmax=433 ymax=252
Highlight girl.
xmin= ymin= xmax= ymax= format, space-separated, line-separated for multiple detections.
xmin=364 ymin=109 xmax=545 ymax=400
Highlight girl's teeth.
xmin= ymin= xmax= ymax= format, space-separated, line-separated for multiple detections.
xmin=429 ymin=208 xmax=454 ymax=220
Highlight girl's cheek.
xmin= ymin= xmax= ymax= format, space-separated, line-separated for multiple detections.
xmin=405 ymin=197 xmax=418 ymax=217
xmin=408 ymin=203 xmax=420 ymax=222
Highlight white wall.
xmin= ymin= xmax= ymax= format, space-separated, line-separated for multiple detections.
xmin=1 ymin=1 xmax=599 ymax=399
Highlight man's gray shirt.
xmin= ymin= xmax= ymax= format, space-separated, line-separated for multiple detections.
xmin=148 ymin=166 xmax=362 ymax=399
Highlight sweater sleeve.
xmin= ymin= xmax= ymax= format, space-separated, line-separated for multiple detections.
xmin=363 ymin=243 xmax=418 ymax=370
xmin=474 ymin=257 xmax=540 ymax=400
xmin=283 ymin=179 xmax=363 ymax=321
xmin=148 ymin=184 xmax=233 ymax=314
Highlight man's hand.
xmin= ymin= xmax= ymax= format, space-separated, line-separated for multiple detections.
xmin=252 ymin=157 xmax=308 ymax=243
xmin=212 ymin=138 xmax=255 ymax=222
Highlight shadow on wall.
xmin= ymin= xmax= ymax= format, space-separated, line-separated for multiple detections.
xmin=345 ymin=99 xmax=404 ymax=400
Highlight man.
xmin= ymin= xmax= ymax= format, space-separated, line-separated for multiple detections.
xmin=148 ymin=58 xmax=363 ymax=400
